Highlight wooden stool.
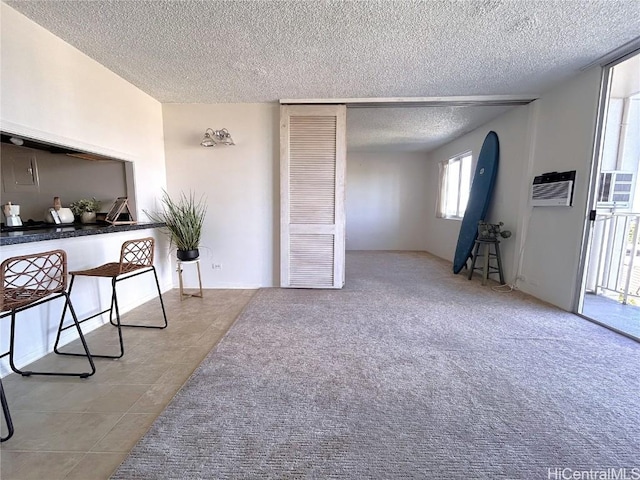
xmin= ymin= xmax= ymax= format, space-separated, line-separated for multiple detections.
xmin=468 ymin=239 xmax=505 ymax=286
xmin=177 ymin=259 xmax=203 ymax=301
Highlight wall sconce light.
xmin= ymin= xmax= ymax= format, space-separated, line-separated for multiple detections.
xmin=200 ymin=128 xmax=235 ymax=147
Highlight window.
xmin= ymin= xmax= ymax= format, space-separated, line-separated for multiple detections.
xmin=438 ymin=152 xmax=472 ymax=218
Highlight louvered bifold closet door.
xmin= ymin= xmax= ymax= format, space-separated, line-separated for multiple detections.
xmin=281 ymin=104 xmax=346 ymax=289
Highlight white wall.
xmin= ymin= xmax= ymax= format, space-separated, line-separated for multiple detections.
xmin=161 ymin=103 xmax=279 ymax=288
xmin=346 ymin=151 xmax=430 ymax=250
xmin=425 ymin=67 xmax=602 ymax=311
xmin=522 ymin=68 xmax=602 ymax=310
xmin=0 ymin=4 xmax=170 ymax=376
xmin=0 ymin=4 xmax=167 ymax=219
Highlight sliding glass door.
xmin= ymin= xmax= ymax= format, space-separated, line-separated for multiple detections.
xmin=578 ymin=52 xmax=640 ymax=340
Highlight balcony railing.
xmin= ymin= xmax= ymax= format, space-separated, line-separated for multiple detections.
xmin=590 ymin=212 xmax=640 ymax=304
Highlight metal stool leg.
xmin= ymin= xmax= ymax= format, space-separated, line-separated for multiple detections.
xmin=55 ymin=276 xmax=124 ymax=359
xmin=153 ymin=266 xmax=169 ymax=325
xmin=13 ymin=293 xmax=95 ymax=378
xmin=0 ymin=379 xmax=14 ymax=442
xmin=58 ymin=267 xmax=166 ymax=359
xmin=111 ymin=268 xmax=168 ymax=328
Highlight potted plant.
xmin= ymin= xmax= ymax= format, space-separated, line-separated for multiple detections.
xmin=69 ymin=197 xmax=101 ymax=224
xmin=477 ymin=221 xmax=512 ymax=240
xmin=145 ymin=190 xmax=207 ymax=261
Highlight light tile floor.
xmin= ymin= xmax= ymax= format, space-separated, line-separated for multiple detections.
xmin=0 ymin=288 xmax=255 ymax=480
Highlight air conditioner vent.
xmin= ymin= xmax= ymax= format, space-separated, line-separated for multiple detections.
xmin=597 ymin=171 xmax=633 ymax=208
xmin=531 ymin=170 xmax=576 ymax=207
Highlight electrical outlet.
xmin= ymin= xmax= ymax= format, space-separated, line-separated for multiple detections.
xmin=212 ymin=264 xmax=222 ymax=270
xmin=516 ymin=275 xmax=526 ymax=282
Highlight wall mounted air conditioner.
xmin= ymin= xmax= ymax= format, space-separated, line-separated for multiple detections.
xmin=596 ymin=171 xmax=634 ymax=208
xmin=531 ymin=170 xmax=576 ymax=207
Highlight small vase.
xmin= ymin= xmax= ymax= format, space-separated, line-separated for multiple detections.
xmin=80 ymin=211 xmax=96 ymax=224
xmin=177 ymin=249 xmax=199 ymax=261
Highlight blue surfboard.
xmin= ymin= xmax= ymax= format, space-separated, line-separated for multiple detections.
xmin=452 ymin=131 xmax=500 ymax=274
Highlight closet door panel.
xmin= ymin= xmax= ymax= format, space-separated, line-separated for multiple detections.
xmin=280 ymin=104 xmax=346 ymax=288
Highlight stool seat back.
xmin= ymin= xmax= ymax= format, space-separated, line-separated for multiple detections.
xmin=119 ymin=237 xmax=155 ymax=275
xmin=1 ymin=250 xmax=67 ymax=312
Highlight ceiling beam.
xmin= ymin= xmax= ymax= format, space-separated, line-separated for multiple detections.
xmin=279 ymin=95 xmax=538 ymax=108
xmin=580 ymin=35 xmax=640 ymax=70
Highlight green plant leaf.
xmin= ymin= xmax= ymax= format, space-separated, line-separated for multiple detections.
xmin=69 ymin=197 xmax=101 ymax=215
xmin=144 ymin=190 xmax=207 ymax=251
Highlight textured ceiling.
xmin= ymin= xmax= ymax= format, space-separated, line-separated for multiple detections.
xmin=347 ymin=105 xmax=514 ymax=152
xmin=5 ymin=0 xmax=640 ymax=151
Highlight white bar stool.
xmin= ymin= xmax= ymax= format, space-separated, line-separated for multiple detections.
xmin=177 ymin=259 xmax=203 ymax=301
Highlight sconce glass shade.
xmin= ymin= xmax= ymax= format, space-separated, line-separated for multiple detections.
xmin=217 ymin=129 xmax=235 ymax=146
xmin=201 ymin=129 xmax=217 ymax=147
xmin=201 ymin=128 xmax=235 ymax=147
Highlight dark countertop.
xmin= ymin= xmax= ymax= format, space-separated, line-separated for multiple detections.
xmin=0 ymin=222 xmax=165 ymax=246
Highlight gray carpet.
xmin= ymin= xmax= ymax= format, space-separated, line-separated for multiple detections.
xmin=112 ymin=251 xmax=640 ymax=479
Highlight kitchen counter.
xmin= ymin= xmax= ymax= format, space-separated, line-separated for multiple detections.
xmin=0 ymin=222 xmax=165 ymax=246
